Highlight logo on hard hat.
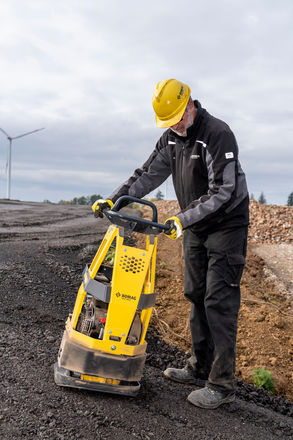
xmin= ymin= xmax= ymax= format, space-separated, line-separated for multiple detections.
xmin=177 ymin=86 xmax=184 ymax=99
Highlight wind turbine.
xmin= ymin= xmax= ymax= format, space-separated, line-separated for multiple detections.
xmin=0 ymin=127 xmax=45 ymax=199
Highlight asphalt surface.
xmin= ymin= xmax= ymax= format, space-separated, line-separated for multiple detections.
xmin=0 ymin=200 xmax=292 ymax=440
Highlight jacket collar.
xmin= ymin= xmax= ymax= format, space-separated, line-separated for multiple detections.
xmin=185 ymin=100 xmax=204 ymax=137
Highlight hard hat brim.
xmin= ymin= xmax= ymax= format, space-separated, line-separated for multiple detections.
xmin=154 ymin=86 xmax=190 ymax=128
xmin=155 ymin=104 xmax=187 ymax=128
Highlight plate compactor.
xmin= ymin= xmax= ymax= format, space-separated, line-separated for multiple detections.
xmin=54 ymin=196 xmax=169 ymax=397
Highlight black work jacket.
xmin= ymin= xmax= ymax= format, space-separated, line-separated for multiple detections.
xmin=109 ymin=101 xmax=249 ymax=234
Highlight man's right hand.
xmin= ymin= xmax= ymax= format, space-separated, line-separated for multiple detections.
xmin=92 ymin=199 xmax=114 ymax=218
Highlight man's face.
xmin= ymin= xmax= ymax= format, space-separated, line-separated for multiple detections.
xmin=170 ymin=103 xmax=194 ymax=137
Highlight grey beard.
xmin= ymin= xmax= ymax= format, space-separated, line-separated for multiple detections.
xmin=170 ymin=127 xmax=187 ymax=137
xmin=170 ymin=111 xmax=194 ymax=137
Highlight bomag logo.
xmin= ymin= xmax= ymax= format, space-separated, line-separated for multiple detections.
xmin=177 ymin=86 xmax=184 ymax=99
xmin=115 ymin=292 xmax=136 ymax=301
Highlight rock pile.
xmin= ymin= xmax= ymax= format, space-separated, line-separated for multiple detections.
xmin=248 ymin=199 xmax=292 ymax=244
xmin=153 ymin=199 xmax=293 ymax=244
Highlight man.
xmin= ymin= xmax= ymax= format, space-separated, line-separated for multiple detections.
xmin=93 ymin=79 xmax=249 ymax=409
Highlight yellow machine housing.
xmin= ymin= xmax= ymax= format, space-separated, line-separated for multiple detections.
xmin=54 ymin=196 xmax=167 ymax=396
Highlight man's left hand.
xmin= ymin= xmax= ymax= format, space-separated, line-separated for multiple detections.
xmin=164 ymin=216 xmax=183 ymax=240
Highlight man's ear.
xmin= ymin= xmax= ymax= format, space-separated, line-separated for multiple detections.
xmin=189 ymin=97 xmax=194 ymax=110
xmin=189 ymin=98 xmax=197 ymax=117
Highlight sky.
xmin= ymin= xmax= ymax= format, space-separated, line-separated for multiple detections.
xmin=0 ymin=0 xmax=292 ymax=205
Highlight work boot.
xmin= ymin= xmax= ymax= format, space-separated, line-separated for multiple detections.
xmin=187 ymin=386 xmax=235 ymax=409
xmin=163 ymin=364 xmax=207 ymax=386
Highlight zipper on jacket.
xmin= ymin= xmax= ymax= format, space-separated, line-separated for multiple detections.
xmin=180 ymin=142 xmax=186 ymax=207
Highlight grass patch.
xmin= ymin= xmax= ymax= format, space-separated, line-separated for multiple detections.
xmin=250 ymin=368 xmax=275 ymax=394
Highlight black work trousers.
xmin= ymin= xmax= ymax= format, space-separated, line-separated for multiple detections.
xmin=183 ymin=226 xmax=248 ymax=394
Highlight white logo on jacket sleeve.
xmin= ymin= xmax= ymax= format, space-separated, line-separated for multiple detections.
xmin=168 ymin=141 xmax=176 ymax=144
xmin=225 ymin=152 xmax=234 ymax=159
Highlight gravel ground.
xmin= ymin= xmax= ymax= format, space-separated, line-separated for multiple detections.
xmin=251 ymin=243 xmax=293 ymax=296
xmin=0 ymin=200 xmax=292 ymax=440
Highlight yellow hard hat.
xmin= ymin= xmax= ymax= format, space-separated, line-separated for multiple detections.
xmin=152 ymin=79 xmax=191 ymax=128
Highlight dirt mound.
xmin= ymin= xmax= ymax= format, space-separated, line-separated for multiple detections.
xmin=136 ymin=199 xmax=293 ymax=401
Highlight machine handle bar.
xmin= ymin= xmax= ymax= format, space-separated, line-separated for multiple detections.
xmin=111 ymin=196 xmax=158 ymax=222
xmin=104 ymin=196 xmax=169 ymax=235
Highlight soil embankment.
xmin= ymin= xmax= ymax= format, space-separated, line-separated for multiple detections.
xmin=139 ymin=199 xmax=293 ymax=401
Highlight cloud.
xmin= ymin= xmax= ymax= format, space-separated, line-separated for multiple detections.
xmin=0 ymin=0 xmax=292 ymax=204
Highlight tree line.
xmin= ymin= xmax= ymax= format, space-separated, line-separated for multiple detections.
xmin=44 ymin=190 xmax=165 ymax=206
xmin=251 ymin=192 xmax=293 ymax=206
xmin=44 ymin=190 xmax=293 ymax=206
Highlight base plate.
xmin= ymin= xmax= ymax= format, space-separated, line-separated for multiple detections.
xmin=54 ymin=363 xmax=140 ymax=397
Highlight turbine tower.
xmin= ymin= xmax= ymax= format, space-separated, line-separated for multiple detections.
xmin=0 ymin=127 xmax=45 ymax=199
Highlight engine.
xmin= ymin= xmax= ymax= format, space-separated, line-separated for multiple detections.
xmin=76 ymin=295 xmax=142 ymax=345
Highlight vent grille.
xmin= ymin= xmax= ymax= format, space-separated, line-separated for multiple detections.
xmin=119 ymin=256 xmax=145 ymax=274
